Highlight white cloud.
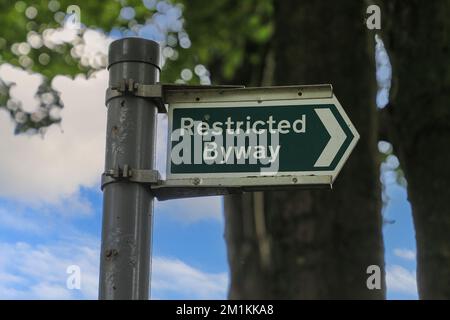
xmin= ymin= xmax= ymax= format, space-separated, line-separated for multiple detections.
xmin=0 ymin=272 xmax=24 ymax=284
xmin=394 ymin=248 xmax=416 ymax=261
xmin=0 ymin=207 xmax=44 ymax=234
xmin=4 ymin=67 xmax=42 ymax=112
xmin=29 ymin=283 xmax=73 ymax=300
xmin=156 ymin=196 xmax=223 ymax=222
xmin=0 ymin=64 xmax=107 ymax=204
xmin=0 ymin=240 xmax=228 ymax=300
xmin=0 ymin=240 xmax=99 ymax=299
xmin=386 ymin=264 xmax=418 ymax=297
xmin=152 ymin=257 xmax=228 ymax=299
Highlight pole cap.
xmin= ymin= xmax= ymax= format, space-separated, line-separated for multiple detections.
xmin=108 ymin=37 xmax=161 ymax=70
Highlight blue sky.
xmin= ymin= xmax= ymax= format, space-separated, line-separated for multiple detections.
xmin=0 ymin=61 xmax=418 ymax=300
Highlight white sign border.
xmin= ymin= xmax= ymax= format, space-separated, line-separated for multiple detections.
xmin=166 ymin=94 xmax=359 ymax=184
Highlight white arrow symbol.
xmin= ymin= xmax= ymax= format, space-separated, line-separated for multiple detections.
xmin=314 ymin=108 xmax=347 ymax=168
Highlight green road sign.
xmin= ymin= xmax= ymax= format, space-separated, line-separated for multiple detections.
xmin=165 ymin=84 xmax=359 ymax=187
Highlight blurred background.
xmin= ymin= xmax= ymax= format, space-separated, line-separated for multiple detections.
xmin=0 ymin=0 xmax=448 ymax=299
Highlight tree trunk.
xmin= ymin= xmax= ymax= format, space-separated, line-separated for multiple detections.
xmin=376 ymin=0 xmax=450 ymax=299
xmin=224 ymin=0 xmax=385 ymax=299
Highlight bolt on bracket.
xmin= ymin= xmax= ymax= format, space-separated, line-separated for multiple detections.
xmin=101 ymin=164 xmax=161 ymax=190
xmin=105 ymin=80 xmax=244 ymax=114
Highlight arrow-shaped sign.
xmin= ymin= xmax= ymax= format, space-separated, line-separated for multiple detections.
xmin=165 ymin=85 xmax=359 ymax=187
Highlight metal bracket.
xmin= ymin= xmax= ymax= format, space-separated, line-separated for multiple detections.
xmin=105 ymin=80 xmax=244 ymax=113
xmin=150 ymin=175 xmax=333 ymax=201
xmin=101 ymin=165 xmax=161 ymax=190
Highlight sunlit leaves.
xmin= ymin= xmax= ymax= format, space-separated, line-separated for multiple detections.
xmin=178 ymin=0 xmax=273 ymax=82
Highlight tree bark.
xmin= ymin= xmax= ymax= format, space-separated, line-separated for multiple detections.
xmin=224 ymin=0 xmax=385 ymax=299
xmin=376 ymin=0 xmax=450 ymax=299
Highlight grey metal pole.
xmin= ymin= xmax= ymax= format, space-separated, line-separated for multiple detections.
xmin=99 ymin=38 xmax=160 ymax=300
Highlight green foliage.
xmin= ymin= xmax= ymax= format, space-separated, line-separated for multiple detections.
xmin=180 ymin=0 xmax=272 ymax=82
xmin=0 ymin=0 xmax=273 ymax=134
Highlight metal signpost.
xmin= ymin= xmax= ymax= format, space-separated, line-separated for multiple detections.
xmin=99 ymin=38 xmax=161 ymax=300
xmin=99 ymin=38 xmax=359 ymax=299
